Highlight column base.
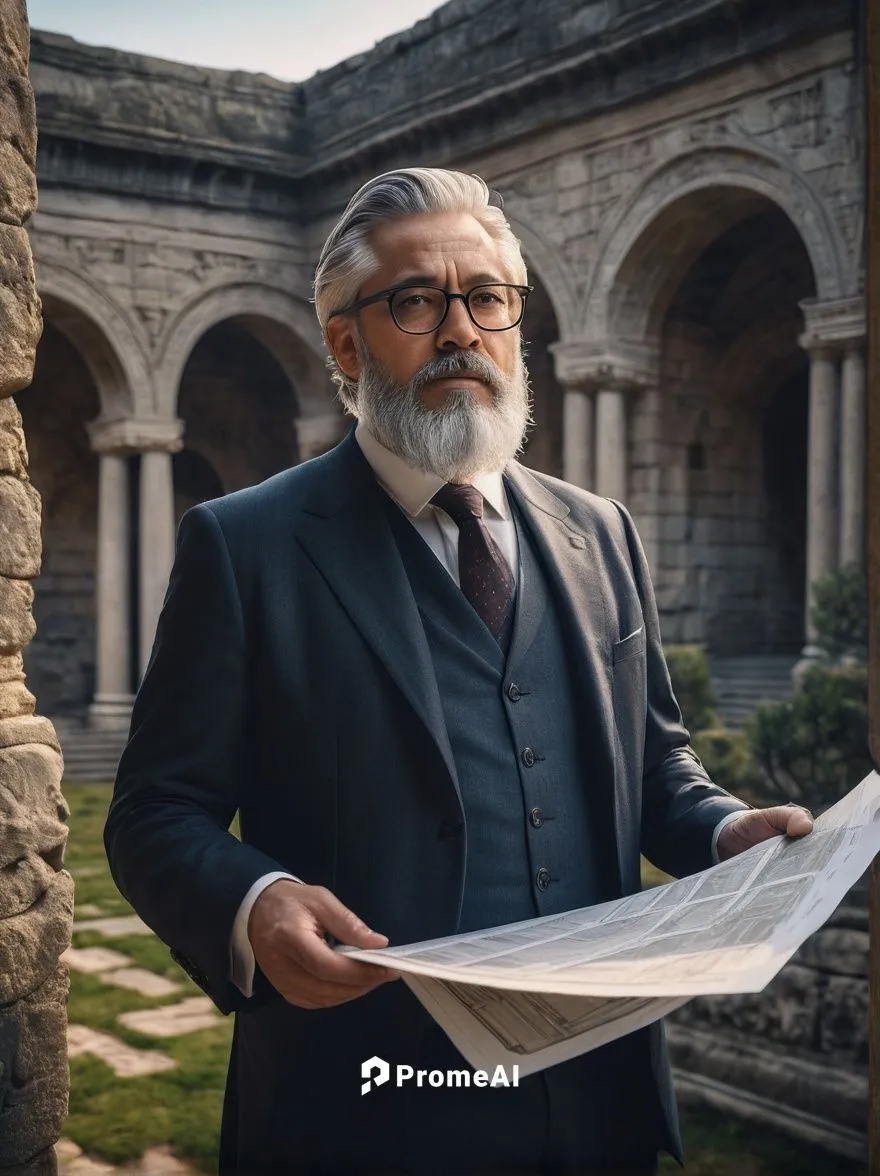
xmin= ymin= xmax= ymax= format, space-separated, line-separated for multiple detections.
xmin=87 ymin=694 xmax=134 ymax=731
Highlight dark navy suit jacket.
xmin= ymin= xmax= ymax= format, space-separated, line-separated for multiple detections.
xmin=104 ymin=427 xmax=750 ymax=1171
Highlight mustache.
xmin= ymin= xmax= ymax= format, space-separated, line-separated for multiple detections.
xmin=409 ymin=350 xmax=507 ymax=400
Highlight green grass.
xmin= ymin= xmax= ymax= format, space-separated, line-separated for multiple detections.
xmin=63 ymin=784 xmax=867 ymax=1174
xmin=64 ymin=783 xmax=232 ymax=1172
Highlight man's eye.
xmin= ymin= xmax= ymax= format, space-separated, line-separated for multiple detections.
xmin=472 ymin=291 xmax=504 ymax=305
xmin=399 ymin=294 xmax=429 ymax=307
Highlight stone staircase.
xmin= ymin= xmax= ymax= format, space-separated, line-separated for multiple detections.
xmin=708 ymin=654 xmax=799 ymax=729
xmin=53 ymin=717 xmax=129 ymax=783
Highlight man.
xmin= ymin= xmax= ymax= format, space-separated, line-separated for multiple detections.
xmin=105 ymin=167 xmax=813 ymax=1176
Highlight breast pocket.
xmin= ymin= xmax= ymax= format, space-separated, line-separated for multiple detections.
xmin=611 ymin=625 xmax=646 ymax=665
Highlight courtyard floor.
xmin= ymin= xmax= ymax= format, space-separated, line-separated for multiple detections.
xmin=61 ymin=783 xmax=867 ymax=1176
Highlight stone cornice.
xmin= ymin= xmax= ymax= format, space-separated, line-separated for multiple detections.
xmin=30 ymin=0 xmax=853 ymax=217
xmin=798 ymin=295 xmax=866 ymax=352
xmin=87 ymin=417 xmax=185 ymax=455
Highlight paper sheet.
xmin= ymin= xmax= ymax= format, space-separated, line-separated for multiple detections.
xmin=340 ymin=771 xmax=880 ymax=1072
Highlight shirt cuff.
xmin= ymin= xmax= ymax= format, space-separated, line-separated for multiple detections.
xmin=711 ymin=810 xmax=745 ymax=864
xmin=229 ymin=871 xmax=304 ymax=997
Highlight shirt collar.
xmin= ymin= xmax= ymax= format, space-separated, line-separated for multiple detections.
xmin=354 ymin=420 xmax=509 ymax=520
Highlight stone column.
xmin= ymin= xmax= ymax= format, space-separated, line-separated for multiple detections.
xmin=796 ymin=296 xmax=866 ymax=662
xmin=86 ymin=426 xmax=134 ymax=729
xmin=594 ymin=386 xmax=630 ymax=501
xmin=0 ymin=3 xmax=74 ymax=1171
xmin=561 ymin=384 xmax=594 ymax=489
xmin=138 ymin=425 xmax=184 ymax=677
xmin=803 ymin=345 xmax=840 ymax=642
xmin=838 ymin=342 xmax=866 ymax=568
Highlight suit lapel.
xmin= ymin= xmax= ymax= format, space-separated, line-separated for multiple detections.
xmin=295 ymin=431 xmax=461 ymax=804
xmin=503 ymin=462 xmax=624 ymax=891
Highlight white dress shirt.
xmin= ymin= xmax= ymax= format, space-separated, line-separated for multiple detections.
xmin=228 ymin=423 xmax=741 ymax=995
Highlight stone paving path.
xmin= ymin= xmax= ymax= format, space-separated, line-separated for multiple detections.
xmin=67 ymin=1025 xmax=178 ymax=1078
xmin=64 ymin=911 xmax=223 ymax=1169
xmin=57 ymin=1139 xmax=198 ymax=1175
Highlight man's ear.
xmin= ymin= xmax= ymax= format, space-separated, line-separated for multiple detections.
xmin=326 ymin=316 xmax=361 ymax=383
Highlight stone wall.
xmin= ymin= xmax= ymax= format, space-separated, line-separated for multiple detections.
xmin=0 ymin=1 xmax=73 ymax=1170
xmin=668 ymin=887 xmax=870 ymax=1158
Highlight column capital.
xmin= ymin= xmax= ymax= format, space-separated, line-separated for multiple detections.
xmin=798 ymin=295 xmax=865 ymax=353
xmin=549 ymin=340 xmax=657 ymax=393
xmin=87 ymin=417 xmax=185 ymax=456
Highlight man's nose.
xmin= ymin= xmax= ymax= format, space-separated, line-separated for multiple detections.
xmin=436 ymin=295 xmax=481 ymax=350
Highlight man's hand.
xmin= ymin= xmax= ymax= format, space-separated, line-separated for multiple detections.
xmin=248 ymin=879 xmax=400 ymax=1009
xmin=716 ymin=804 xmax=814 ymax=862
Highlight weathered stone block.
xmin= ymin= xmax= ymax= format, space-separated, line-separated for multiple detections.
xmin=0 ymin=677 xmax=34 ymax=721
xmin=0 ymin=965 xmax=70 ymax=1167
xmin=0 ymin=743 xmax=67 ymax=869
xmin=0 ymin=396 xmax=28 ymax=476
xmin=0 ymin=873 xmax=73 ymax=1007
xmin=0 ymin=576 xmax=34 ymax=654
xmin=818 ymin=974 xmax=869 ymax=1063
xmin=795 ymin=927 xmax=869 ymax=978
xmin=0 ymin=851 xmax=57 ymax=920
xmin=0 ymin=474 xmax=40 ymax=578
xmin=0 ymin=224 xmax=41 ymax=397
xmin=0 ymin=0 xmax=35 ymax=233
xmin=0 ymin=715 xmax=59 ymax=752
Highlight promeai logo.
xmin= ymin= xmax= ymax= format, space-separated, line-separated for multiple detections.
xmin=361 ymin=1055 xmax=391 ymax=1096
xmin=360 ymin=1055 xmax=519 ymax=1095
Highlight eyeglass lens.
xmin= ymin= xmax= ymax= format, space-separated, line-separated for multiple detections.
xmin=390 ymin=285 xmax=524 ymax=333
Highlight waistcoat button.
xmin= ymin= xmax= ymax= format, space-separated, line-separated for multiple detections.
xmin=529 ymin=807 xmax=544 ymax=828
xmin=535 ymin=867 xmax=551 ymax=891
xmin=521 ymin=747 xmax=536 ymax=768
xmin=507 ymin=683 xmax=522 ymax=702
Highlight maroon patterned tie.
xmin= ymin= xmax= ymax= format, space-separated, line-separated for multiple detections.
xmin=430 ymin=483 xmax=515 ymax=644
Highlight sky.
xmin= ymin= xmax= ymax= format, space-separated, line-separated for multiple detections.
xmin=26 ymin=0 xmax=447 ymax=82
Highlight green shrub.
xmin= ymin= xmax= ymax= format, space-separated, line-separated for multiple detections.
xmin=811 ymin=562 xmax=867 ymax=661
xmin=744 ymin=661 xmax=871 ymax=812
xmin=665 ymin=644 xmax=718 ymax=733
xmin=690 ymin=727 xmax=765 ymax=802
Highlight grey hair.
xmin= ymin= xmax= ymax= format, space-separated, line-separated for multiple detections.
xmin=313 ymin=167 xmax=528 ymax=409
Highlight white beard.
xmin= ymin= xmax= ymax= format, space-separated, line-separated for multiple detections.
xmin=353 ymin=342 xmax=534 ymax=482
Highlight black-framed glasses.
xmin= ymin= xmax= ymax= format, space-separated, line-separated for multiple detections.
xmin=328 ymin=283 xmax=533 ymax=334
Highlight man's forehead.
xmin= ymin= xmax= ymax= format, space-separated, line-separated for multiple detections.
xmin=368 ymin=211 xmax=507 ymax=277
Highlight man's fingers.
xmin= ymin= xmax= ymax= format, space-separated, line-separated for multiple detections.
xmin=749 ymin=805 xmax=814 ymax=840
xmin=310 ymin=887 xmax=390 ymax=949
xmin=292 ymin=928 xmax=397 ymax=988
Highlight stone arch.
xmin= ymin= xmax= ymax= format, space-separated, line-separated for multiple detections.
xmin=156 ymin=283 xmax=333 ymax=419
xmin=505 ymin=214 xmax=580 ymax=342
xmin=584 ymin=144 xmax=847 ymax=345
xmin=34 ymin=260 xmax=149 ymax=417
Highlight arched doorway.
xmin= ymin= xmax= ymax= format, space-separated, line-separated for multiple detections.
xmin=657 ymin=201 xmax=814 ymax=652
xmin=604 ymin=186 xmax=816 ymax=652
xmin=176 ymin=319 xmax=300 ymax=493
xmin=18 ymin=318 xmax=101 ymax=715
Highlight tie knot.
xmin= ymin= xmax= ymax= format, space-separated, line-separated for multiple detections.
xmin=431 ymin=482 xmax=484 ymax=525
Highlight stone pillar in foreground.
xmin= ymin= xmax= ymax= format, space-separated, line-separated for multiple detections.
xmin=0 ymin=2 xmax=75 ymax=1171
xmin=85 ymin=422 xmax=134 ymax=730
xmin=137 ymin=422 xmax=184 ymax=678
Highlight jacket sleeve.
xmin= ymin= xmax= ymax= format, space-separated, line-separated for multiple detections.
xmin=607 ymin=498 xmax=752 ymax=877
xmin=103 ymin=503 xmax=287 ymax=1014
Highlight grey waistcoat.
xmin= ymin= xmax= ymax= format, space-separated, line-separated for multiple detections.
xmin=382 ymin=483 xmax=616 ymax=934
